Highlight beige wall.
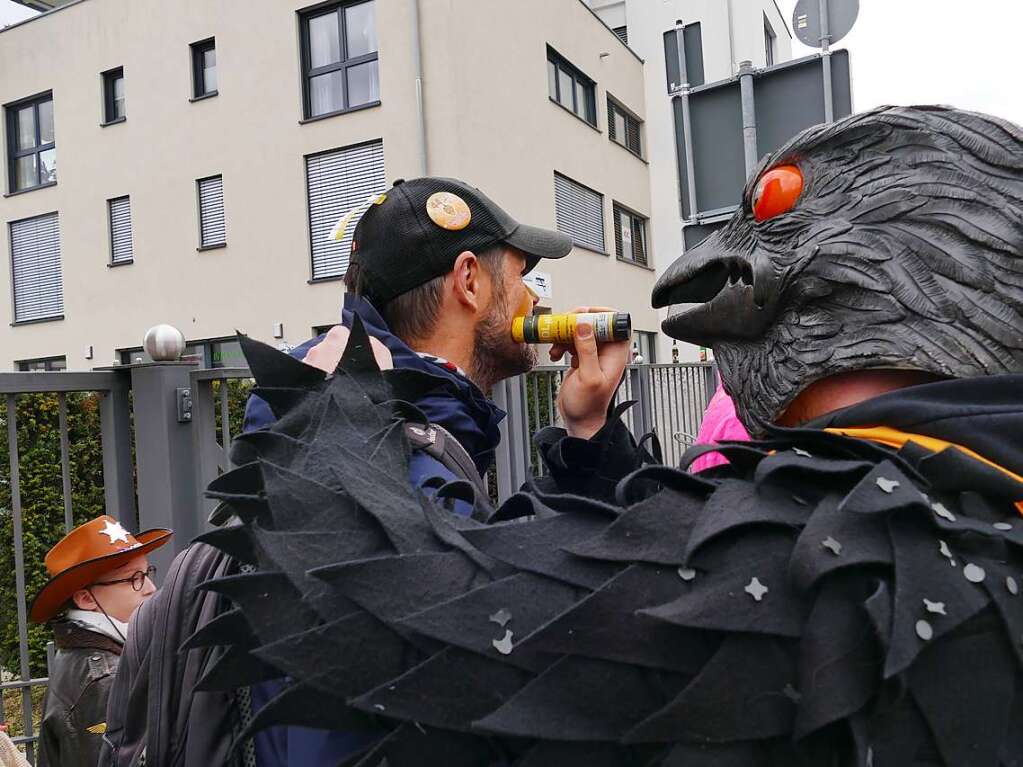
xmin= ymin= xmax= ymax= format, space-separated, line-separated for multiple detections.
xmin=0 ymin=0 xmax=655 ymax=369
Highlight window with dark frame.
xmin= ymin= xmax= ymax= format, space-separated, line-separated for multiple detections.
xmin=9 ymin=212 xmax=64 ymax=323
xmin=6 ymin=92 xmax=56 ymax=193
xmin=607 ymin=96 xmax=641 ymax=157
xmin=102 ymin=67 xmax=125 ymax=123
xmin=554 ymin=173 xmax=605 ymax=253
xmin=197 ymin=175 xmax=226 ymax=248
xmin=764 ymin=16 xmax=776 ymax=67
xmin=191 ymin=39 xmax=218 ymax=98
xmin=633 ymin=331 xmax=657 ymax=364
xmin=108 ymin=196 xmax=133 ymax=264
xmin=613 ymin=203 xmax=648 ymax=266
xmin=300 ymin=0 xmax=379 ymax=119
xmin=16 ymin=356 xmax=66 ymax=372
xmin=546 ymin=47 xmax=597 ymax=127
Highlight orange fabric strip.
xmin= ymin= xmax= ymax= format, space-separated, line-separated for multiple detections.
xmin=824 ymin=425 xmax=1023 ymax=516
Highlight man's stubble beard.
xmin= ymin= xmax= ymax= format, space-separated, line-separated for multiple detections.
xmin=470 ymin=297 xmax=537 ymax=392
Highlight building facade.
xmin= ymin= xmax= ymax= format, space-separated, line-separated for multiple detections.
xmin=1 ymin=0 xmax=658 ymax=371
xmin=587 ymin=0 xmax=792 ymax=362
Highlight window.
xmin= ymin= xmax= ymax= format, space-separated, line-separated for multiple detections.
xmin=102 ymin=67 xmax=125 ymax=123
xmin=306 ymin=139 xmax=385 ymax=279
xmin=613 ymin=204 xmax=648 ymax=266
xmin=6 ymin=92 xmax=56 ymax=193
xmin=108 ymin=196 xmax=133 ymax=264
xmin=607 ymin=96 xmax=641 ymax=156
xmin=554 ymin=173 xmax=605 ymax=253
xmin=300 ymin=1 xmax=379 ymax=119
xmin=546 ymin=48 xmax=596 ymax=127
xmin=197 ymin=175 xmax=226 ymax=248
xmin=16 ymin=356 xmax=66 ymax=372
xmin=764 ymin=16 xmax=776 ymax=67
xmin=612 ymin=26 xmax=628 ymax=45
xmin=191 ymin=39 xmax=217 ymax=98
xmin=9 ymin=212 xmax=64 ymax=323
xmin=118 ymin=337 xmax=240 ymax=368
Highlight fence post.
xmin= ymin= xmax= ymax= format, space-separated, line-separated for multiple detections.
xmin=492 ymin=377 xmax=531 ymax=503
xmin=128 ymin=362 xmax=200 ymax=577
xmin=628 ymin=366 xmax=654 ymax=436
xmin=99 ymin=369 xmax=137 ymax=528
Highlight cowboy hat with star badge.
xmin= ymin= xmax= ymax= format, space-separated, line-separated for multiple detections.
xmin=29 ymin=515 xmax=172 ymax=623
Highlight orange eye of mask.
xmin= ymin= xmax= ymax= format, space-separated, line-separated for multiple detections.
xmin=752 ymin=165 xmax=804 ymax=222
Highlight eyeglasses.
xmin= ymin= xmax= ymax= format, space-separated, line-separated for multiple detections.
xmin=94 ymin=565 xmax=157 ymax=592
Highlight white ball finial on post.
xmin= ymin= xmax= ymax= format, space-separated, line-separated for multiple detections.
xmin=143 ymin=324 xmax=186 ymax=362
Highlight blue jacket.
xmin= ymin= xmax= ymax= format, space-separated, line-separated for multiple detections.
xmin=243 ymin=293 xmax=505 ymax=766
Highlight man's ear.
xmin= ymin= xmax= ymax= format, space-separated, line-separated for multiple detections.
xmin=71 ymin=589 xmax=97 ymax=611
xmin=450 ymin=250 xmax=484 ymax=312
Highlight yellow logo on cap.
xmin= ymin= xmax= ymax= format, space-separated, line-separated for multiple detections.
xmin=426 ymin=192 xmax=471 ymax=231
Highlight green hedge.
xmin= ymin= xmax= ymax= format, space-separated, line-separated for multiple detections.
xmin=0 ymin=393 xmax=106 ymax=678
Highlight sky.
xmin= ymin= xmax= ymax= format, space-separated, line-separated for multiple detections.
xmin=0 ymin=0 xmax=35 ymax=27
xmin=778 ymin=0 xmax=1023 ymax=126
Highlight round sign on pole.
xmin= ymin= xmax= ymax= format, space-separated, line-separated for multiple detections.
xmin=793 ymin=0 xmax=859 ymax=48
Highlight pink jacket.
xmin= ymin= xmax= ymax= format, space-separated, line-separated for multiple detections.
xmin=691 ymin=383 xmax=750 ymax=472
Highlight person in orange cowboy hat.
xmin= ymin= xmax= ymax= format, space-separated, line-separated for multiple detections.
xmin=30 ymin=515 xmax=171 ymax=767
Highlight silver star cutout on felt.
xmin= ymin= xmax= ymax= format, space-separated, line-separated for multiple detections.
xmin=744 ymin=577 xmax=768 ymax=602
xmin=876 ymin=477 xmax=900 ymax=494
xmin=994 ymin=522 xmax=1014 ymax=531
xmin=489 ymin=608 xmax=512 ymax=627
xmin=677 ymin=567 xmax=697 ymax=582
xmin=793 ymin=448 xmax=812 ymax=458
xmin=492 ymin=629 xmax=514 ymax=655
xmin=923 ymin=599 xmax=946 ymax=615
xmin=99 ymin=519 xmax=130 ymax=545
xmin=821 ymin=537 xmax=842 ymax=556
xmin=932 ymin=503 xmax=956 ymax=522
xmin=916 ymin=619 xmax=934 ymax=641
xmin=963 ymin=563 xmax=987 ymax=584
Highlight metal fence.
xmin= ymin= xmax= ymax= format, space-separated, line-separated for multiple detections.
xmin=0 ymin=360 xmax=715 ymax=761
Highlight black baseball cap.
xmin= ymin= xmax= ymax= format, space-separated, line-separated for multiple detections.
xmin=348 ymin=177 xmax=573 ymax=305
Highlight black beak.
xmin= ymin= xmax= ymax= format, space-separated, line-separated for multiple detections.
xmin=652 ymin=234 xmax=779 ymax=345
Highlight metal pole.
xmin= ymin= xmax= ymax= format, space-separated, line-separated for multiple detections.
xmin=410 ymin=0 xmax=428 ymax=175
xmin=738 ymin=60 xmax=758 ymax=177
xmin=674 ymin=21 xmax=699 ymax=222
xmin=819 ymin=0 xmax=834 ymax=122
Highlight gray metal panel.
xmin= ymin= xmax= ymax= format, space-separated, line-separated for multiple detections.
xmin=683 ymin=219 xmax=728 ymax=250
xmin=687 ymin=84 xmax=745 ymax=214
xmin=100 ymin=373 xmax=137 ymax=528
xmin=663 ymin=23 xmax=704 ymax=90
xmin=675 ymin=52 xmax=852 ymax=219
xmin=755 ymin=50 xmax=852 ymax=158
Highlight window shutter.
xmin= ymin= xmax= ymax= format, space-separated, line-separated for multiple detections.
xmin=613 ymin=207 xmax=624 ymax=259
xmin=554 ymin=173 xmax=605 ymax=252
xmin=607 ymin=97 xmax=617 ymax=142
xmin=613 ymin=26 xmax=628 ymax=45
xmin=198 ymin=176 xmax=226 ymax=247
xmin=10 ymin=213 xmax=63 ymax=322
xmin=626 ymin=114 xmax=641 ymax=155
xmin=306 ymin=139 xmax=386 ymax=280
xmin=109 ymin=196 xmax=133 ymax=263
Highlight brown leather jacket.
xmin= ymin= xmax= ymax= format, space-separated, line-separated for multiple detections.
xmin=37 ymin=621 xmax=122 ymax=767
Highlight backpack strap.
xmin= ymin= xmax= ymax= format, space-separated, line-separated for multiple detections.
xmin=404 ymin=422 xmax=488 ymax=501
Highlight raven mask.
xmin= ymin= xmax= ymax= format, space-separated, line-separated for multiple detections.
xmin=653 ymin=105 xmax=1023 ymax=435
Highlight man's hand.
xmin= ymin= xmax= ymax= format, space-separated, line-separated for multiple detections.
xmin=550 ymin=306 xmax=630 ymax=440
xmin=302 ymin=325 xmax=393 ymax=373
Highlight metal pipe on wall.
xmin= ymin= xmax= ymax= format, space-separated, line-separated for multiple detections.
xmin=738 ymin=60 xmax=758 ymax=177
xmin=819 ymin=0 xmax=834 ymax=122
xmin=410 ymin=0 xmax=429 ymax=175
xmin=674 ymin=21 xmax=698 ymax=221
